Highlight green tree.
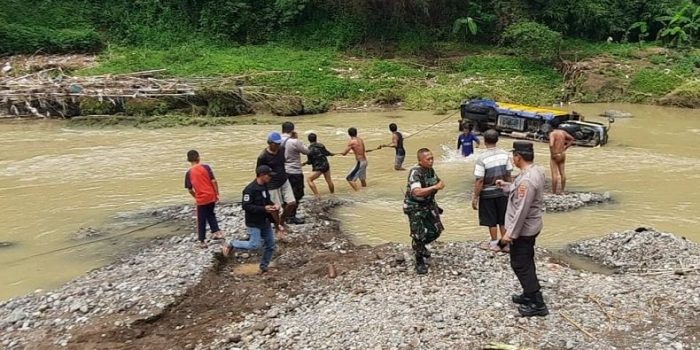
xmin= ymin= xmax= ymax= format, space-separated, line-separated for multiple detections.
xmin=500 ymin=21 xmax=562 ymax=62
xmin=656 ymin=1 xmax=700 ymax=47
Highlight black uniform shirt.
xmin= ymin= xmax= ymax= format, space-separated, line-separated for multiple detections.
xmin=242 ymin=180 xmax=274 ymax=228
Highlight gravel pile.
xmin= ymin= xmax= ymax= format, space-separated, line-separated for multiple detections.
xmin=207 ymin=237 xmax=699 ymax=350
xmin=567 ymin=227 xmax=700 ymax=273
xmin=468 ymin=190 xmax=611 ymax=213
xmin=543 ymin=192 xmax=612 ymax=212
xmin=0 ymin=203 xmax=244 ymax=349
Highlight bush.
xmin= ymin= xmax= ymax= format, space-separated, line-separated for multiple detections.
xmin=500 ymin=21 xmax=562 ymax=62
xmin=0 ymin=22 xmax=103 ymax=54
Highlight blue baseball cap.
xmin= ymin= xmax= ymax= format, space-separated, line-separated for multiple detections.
xmin=267 ymin=131 xmax=282 ymax=144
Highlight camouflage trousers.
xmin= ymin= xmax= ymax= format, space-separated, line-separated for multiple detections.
xmin=406 ymin=206 xmax=444 ymax=256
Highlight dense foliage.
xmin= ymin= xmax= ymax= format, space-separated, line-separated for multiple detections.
xmin=500 ymin=21 xmax=562 ymax=62
xmin=1 ymin=0 xmax=698 ymax=54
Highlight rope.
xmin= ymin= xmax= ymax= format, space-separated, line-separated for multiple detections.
xmin=6 ymin=219 xmax=170 ymax=265
xmin=404 ymin=109 xmax=460 ymax=140
xmin=367 ymin=109 xmax=460 ymax=152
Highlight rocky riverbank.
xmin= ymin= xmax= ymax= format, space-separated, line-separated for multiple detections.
xmin=0 ymin=204 xmax=238 ymax=348
xmin=0 ymin=199 xmax=697 ymax=350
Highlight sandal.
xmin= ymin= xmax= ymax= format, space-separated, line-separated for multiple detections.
xmin=211 ymin=231 xmax=225 ymax=240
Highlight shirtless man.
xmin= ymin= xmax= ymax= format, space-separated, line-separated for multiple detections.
xmin=341 ymin=127 xmax=368 ymax=191
xmin=548 ymin=128 xmax=575 ymax=194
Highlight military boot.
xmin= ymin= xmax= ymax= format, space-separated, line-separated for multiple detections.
xmin=511 ymin=293 xmax=533 ymax=305
xmin=517 ymin=291 xmax=549 ymax=317
xmin=415 ymin=255 xmax=428 ymax=275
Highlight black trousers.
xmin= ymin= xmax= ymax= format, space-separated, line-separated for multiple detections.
xmin=287 ymin=173 xmax=304 ymax=218
xmin=509 ymin=234 xmax=541 ymax=295
xmin=196 ymin=202 xmax=220 ymax=242
xmin=287 ymin=173 xmax=305 ymax=201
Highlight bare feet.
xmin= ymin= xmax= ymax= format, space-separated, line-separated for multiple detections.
xmin=221 ymin=244 xmax=231 ymax=257
xmin=211 ymin=231 xmax=225 ymax=240
xmin=196 ymin=241 xmax=208 ymax=249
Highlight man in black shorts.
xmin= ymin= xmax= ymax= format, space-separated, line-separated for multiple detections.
xmin=304 ymin=133 xmax=335 ymax=198
xmin=472 ymin=129 xmax=513 ymax=251
xmin=379 ymin=123 xmax=406 ymax=170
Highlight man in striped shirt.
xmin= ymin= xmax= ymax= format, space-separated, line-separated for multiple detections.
xmin=472 ymin=129 xmax=513 ymax=251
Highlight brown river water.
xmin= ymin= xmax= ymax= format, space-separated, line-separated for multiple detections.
xmin=1 ymin=103 xmax=699 ymax=300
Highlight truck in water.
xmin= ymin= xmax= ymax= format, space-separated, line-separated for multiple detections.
xmin=459 ymin=99 xmax=613 ymax=147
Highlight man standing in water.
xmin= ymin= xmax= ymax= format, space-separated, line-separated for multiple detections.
xmin=404 ymin=148 xmax=445 ymax=275
xmin=280 ymin=122 xmax=308 ymax=224
xmin=184 ymin=150 xmax=224 ymax=248
xmin=457 ymin=123 xmax=480 ymax=157
xmin=496 ymin=141 xmax=548 ymax=317
xmin=379 ymin=123 xmax=406 ymax=170
xmin=304 ymin=133 xmax=335 ymax=198
xmin=341 ymin=127 xmax=368 ymax=191
xmin=257 ymin=131 xmax=294 ymax=234
xmin=549 ymin=128 xmax=575 ymax=194
xmin=472 ymin=129 xmax=512 ymax=252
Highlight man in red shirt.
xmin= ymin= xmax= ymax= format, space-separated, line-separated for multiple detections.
xmin=185 ymin=150 xmax=223 ymax=248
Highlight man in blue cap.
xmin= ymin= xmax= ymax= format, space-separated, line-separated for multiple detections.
xmin=257 ymin=131 xmax=296 ymax=232
xmin=496 ymin=141 xmax=548 ymax=317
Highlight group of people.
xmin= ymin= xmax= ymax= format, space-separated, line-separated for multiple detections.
xmin=184 ymin=120 xmax=575 ymax=317
xmin=405 ymin=132 xmax=548 ymax=317
xmin=184 ymin=122 xmax=405 ymax=268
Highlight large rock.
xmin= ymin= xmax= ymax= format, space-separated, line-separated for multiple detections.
xmin=600 ymin=109 xmax=632 ymax=119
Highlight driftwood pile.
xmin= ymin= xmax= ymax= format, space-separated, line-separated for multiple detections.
xmin=0 ymin=68 xmax=281 ymax=118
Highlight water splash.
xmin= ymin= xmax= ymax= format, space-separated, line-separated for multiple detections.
xmin=439 ymin=144 xmax=476 ymax=164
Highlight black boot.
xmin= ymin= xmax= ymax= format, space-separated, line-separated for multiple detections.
xmin=415 ymin=255 xmax=428 ymax=275
xmin=518 ymin=291 xmax=549 ymax=317
xmin=511 ymin=293 xmax=533 ymax=305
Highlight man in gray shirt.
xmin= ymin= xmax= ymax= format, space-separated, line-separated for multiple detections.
xmin=281 ymin=121 xmax=309 ymax=224
xmin=496 ymin=141 xmax=548 ymax=317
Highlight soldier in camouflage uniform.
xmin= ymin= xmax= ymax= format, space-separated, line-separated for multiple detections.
xmin=403 ymin=148 xmax=445 ymax=274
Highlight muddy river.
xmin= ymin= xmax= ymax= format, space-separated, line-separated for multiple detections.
xmin=1 ymin=103 xmax=699 ymax=299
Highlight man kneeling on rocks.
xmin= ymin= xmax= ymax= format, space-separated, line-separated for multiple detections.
xmin=222 ymin=165 xmax=284 ymax=273
xmin=496 ymin=141 xmax=548 ymax=317
xmin=403 ymin=148 xmax=445 ymax=275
